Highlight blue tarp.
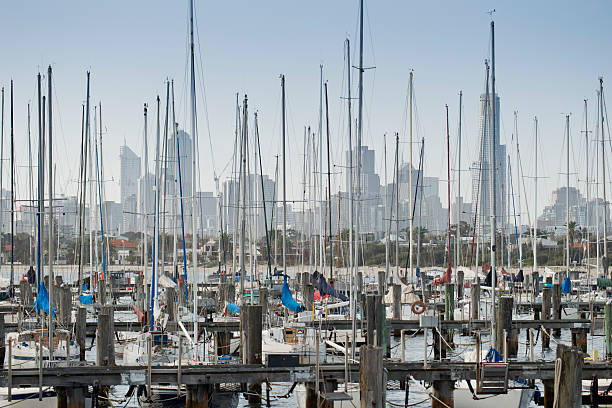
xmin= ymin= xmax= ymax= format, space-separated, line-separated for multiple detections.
xmin=485 ymin=347 xmax=503 ymax=362
xmin=79 ymin=294 xmax=93 ymax=305
xmin=35 ymin=282 xmax=55 ymax=316
xmin=562 ymin=277 xmax=572 ymax=294
xmin=226 ymin=302 xmax=240 ymax=315
xmin=281 ymin=275 xmax=304 ymax=313
xmin=312 ymin=271 xmax=348 ymax=301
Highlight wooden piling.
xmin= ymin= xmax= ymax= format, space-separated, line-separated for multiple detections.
xmin=19 ymin=280 xmax=33 ymax=305
xmin=366 ymin=295 xmax=376 ymax=345
xmin=259 ymin=287 xmax=269 ymax=318
xmin=457 ymin=271 xmax=464 ymax=300
xmin=571 ymin=328 xmax=588 ymax=353
xmin=166 ymin=286 xmax=176 ymax=323
xmin=304 ymin=284 xmax=314 ymax=312
xmin=76 ymin=307 xmax=86 ymax=361
xmin=542 ymin=286 xmax=551 ymax=350
xmin=552 ymin=283 xmax=561 ymax=337
xmin=392 ymin=284 xmax=401 ymax=337
xmin=555 ymin=344 xmax=583 ymax=408
xmin=444 ymin=284 xmax=454 ymax=321
xmin=444 ymin=284 xmax=454 ymax=348
xmin=359 ymin=345 xmax=385 ymax=408
xmin=98 ymin=277 xmax=106 ymax=305
xmin=605 ymin=301 xmax=612 ymax=360
xmin=241 ymin=305 xmax=262 ymax=404
xmin=532 ymin=271 xmax=539 ymax=299
xmin=543 ymin=379 xmax=554 ymax=408
xmin=186 ymin=384 xmax=210 ymax=408
xmin=96 ymin=305 xmax=115 ymax=366
xmin=471 ymin=282 xmax=480 ymax=320
xmin=495 ymin=296 xmax=513 ymax=356
xmin=0 ymin=314 xmax=5 ymax=368
xmin=56 ymin=386 xmax=86 ymax=408
xmin=378 ymin=270 xmax=386 ymax=295
xmin=432 ymin=377 xmax=454 ymax=408
xmin=58 ymin=285 xmax=72 ymax=327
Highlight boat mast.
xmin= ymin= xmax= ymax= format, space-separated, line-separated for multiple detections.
xmin=566 ymin=115 xmax=570 ymax=278
xmin=446 ymin=106 xmax=452 ymax=273
xmin=281 ymin=77 xmax=287 ymax=277
xmin=514 ymin=111 xmax=522 ymax=270
xmin=533 ymin=117 xmax=538 ymax=279
xmin=596 ymin=92 xmax=600 ymax=277
xmin=143 ymin=104 xmax=149 ymax=292
xmin=384 ymin=134 xmax=389 ymax=280
xmin=346 ymin=37 xmax=356 ymax=360
xmin=354 ymin=0 xmax=364 ymax=305
xmin=325 ymin=83 xmax=333 ymax=280
xmin=233 ymin=94 xmax=240 ymax=277
xmin=188 ymin=0 xmax=199 ymax=350
xmin=27 ymin=103 xmax=33 ymax=266
xmin=456 ymin=90 xmax=462 ymax=273
xmin=584 ymin=100 xmax=590 ymax=289
xmin=408 ymin=71 xmax=413 ymax=284
xmin=239 ymin=96 xmax=248 ymax=299
xmin=490 ymin=20 xmax=497 ymax=347
xmin=10 ymin=81 xmax=14 ymax=297
xmin=600 ymin=78 xmax=608 ymax=276
xmin=395 ymin=133 xmax=399 ymax=281
xmin=160 ymin=82 xmax=170 ymax=281
xmin=318 ymin=66 xmax=324 ymax=276
xmin=36 ymin=75 xmax=44 ymax=294
xmin=46 ymin=66 xmax=55 ymax=358
xmin=151 ymin=96 xmax=161 ymax=328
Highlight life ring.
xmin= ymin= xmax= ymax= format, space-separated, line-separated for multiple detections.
xmin=411 ymin=300 xmax=426 ymax=315
xmin=274 ymin=302 xmax=284 ymax=317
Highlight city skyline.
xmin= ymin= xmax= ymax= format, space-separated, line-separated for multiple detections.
xmin=1 ymin=1 xmax=611 ymax=238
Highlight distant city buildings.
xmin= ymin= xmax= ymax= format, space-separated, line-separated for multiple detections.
xmin=538 ymin=186 xmax=611 ymax=233
xmin=471 ymin=93 xmax=506 ymax=237
xmin=120 ymin=144 xmax=141 ymax=233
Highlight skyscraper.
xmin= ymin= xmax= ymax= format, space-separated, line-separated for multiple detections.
xmin=471 ymin=93 xmax=506 ymax=238
xmin=120 ymin=144 xmax=141 ymax=233
xmin=166 ymin=129 xmax=193 ymax=232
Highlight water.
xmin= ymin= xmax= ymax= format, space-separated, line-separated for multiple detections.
xmin=104 ymin=309 xmax=600 ymax=407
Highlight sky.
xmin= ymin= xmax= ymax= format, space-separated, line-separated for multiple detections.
xmin=1 ymin=0 xmax=611 ymax=224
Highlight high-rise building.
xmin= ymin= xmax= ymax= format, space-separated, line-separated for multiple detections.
xmin=120 ymin=144 xmax=141 ymax=233
xmin=221 ymin=174 xmax=275 ymax=238
xmin=166 ymin=129 xmax=193 ymax=232
xmin=471 ymin=93 xmax=506 ymax=238
xmin=345 ymin=146 xmax=380 ymax=233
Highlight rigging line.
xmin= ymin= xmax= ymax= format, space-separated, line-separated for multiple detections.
xmin=405 ymin=139 xmax=424 ymax=271
xmin=509 ymin=161 xmax=520 ymax=259
xmin=193 ymin=1 xmax=217 ymax=182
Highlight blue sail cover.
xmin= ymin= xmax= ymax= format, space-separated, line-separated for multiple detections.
xmin=562 ymin=277 xmax=572 ymax=294
xmin=312 ymin=271 xmax=348 ymax=301
xmin=35 ymin=282 xmax=55 ymax=316
xmin=226 ymin=302 xmax=240 ymax=315
xmin=79 ymin=294 xmax=93 ymax=305
xmin=281 ymin=275 xmax=304 ymax=313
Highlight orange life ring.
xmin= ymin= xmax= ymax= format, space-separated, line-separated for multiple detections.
xmin=274 ymin=302 xmax=284 ymax=317
xmin=411 ymin=300 xmax=426 ymax=315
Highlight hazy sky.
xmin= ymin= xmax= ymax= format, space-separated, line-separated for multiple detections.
xmin=1 ymin=0 xmax=611 ymax=224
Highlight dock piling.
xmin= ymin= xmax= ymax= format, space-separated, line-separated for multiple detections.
xmin=359 ymin=345 xmax=385 ymax=408
xmin=542 ymin=286 xmax=552 ymax=350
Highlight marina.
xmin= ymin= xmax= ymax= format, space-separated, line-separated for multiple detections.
xmin=1 ymin=0 xmax=612 ymax=407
